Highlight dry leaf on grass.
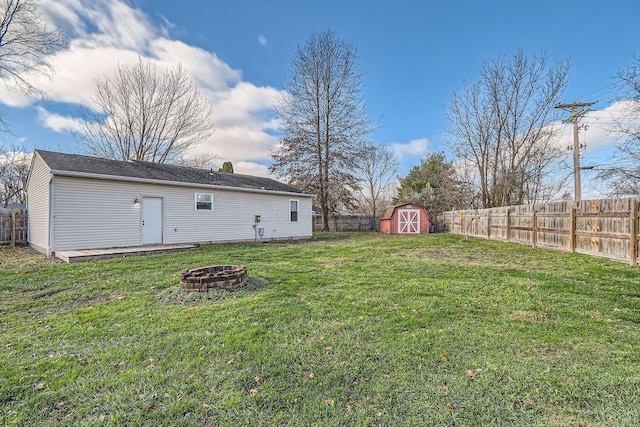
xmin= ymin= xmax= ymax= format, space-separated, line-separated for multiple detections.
xmin=464 ymin=368 xmax=483 ymax=379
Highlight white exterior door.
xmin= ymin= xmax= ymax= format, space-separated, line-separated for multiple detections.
xmin=142 ymin=197 xmax=163 ymax=244
xmin=398 ymin=209 xmax=420 ymax=234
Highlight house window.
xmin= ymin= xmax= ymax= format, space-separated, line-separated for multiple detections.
xmin=290 ymin=200 xmax=299 ymax=222
xmin=195 ymin=193 xmax=213 ymax=211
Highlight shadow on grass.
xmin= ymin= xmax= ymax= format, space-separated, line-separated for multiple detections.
xmin=157 ymin=276 xmax=271 ymax=304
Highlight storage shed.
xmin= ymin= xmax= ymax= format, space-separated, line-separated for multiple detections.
xmin=26 ymin=150 xmax=313 ymax=256
xmin=379 ymin=203 xmax=429 ymax=234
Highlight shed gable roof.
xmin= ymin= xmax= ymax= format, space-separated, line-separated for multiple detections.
xmin=35 ymin=150 xmax=308 ymax=195
xmin=380 ymin=207 xmax=395 ymax=220
xmin=380 ymin=203 xmax=427 ymax=219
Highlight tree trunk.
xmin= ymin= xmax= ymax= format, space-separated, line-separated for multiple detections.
xmin=322 ymin=204 xmax=330 ymax=231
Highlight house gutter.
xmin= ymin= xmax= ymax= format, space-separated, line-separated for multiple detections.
xmin=48 ymin=169 xmax=314 ymax=198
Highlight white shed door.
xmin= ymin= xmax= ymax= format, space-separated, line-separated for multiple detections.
xmin=398 ymin=209 xmax=420 ymax=234
xmin=142 ymin=197 xmax=163 ymax=244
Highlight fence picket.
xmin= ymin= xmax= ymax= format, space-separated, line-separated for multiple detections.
xmin=0 ymin=208 xmax=28 ymax=246
xmin=439 ymin=198 xmax=639 ymax=265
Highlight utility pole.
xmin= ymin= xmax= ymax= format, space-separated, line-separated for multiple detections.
xmin=555 ymin=101 xmax=596 ymax=202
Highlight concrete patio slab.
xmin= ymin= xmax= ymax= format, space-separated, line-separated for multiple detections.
xmin=54 ymin=243 xmax=199 ymax=263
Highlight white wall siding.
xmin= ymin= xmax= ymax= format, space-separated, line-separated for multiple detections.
xmin=163 ymin=190 xmax=313 ymax=244
xmin=26 ymin=153 xmax=51 ymax=254
xmin=52 ymin=177 xmax=142 ymax=250
xmin=51 ymin=176 xmax=312 ymax=251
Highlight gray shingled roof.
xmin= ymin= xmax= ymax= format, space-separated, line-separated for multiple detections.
xmin=36 ymin=150 xmax=308 ymax=195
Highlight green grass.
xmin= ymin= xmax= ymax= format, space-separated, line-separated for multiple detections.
xmin=1 ymin=233 xmax=639 ymax=426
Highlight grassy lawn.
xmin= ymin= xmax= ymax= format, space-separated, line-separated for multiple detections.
xmin=1 ymin=233 xmax=639 ymax=426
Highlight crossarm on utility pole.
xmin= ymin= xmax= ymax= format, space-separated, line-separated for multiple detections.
xmin=555 ymin=101 xmax=597 ymax=202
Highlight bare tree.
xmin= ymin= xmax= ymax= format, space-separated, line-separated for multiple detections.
xmin=174 ymin=152 xmax=218 ymax=170
xmin=76 ymin=58 xmax=214 ymax=164
xmin=0 ymin=0 xmax=66 ymax=96
xmin=0 ymin=0 xmax=66 ymax=136
xmin=445 ymin=51 xmax=570 ymax=208
xmin=0 ymin=145 xmax=30 ymax=206
xmin=598 ymin=54 xmax=640 ymax=196
xmin=270 ymin=29 xmax=374 ymax=230
xmin=353 ymin=143 xmax=398 ymax=220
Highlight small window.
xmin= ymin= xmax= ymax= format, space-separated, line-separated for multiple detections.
xmin=290 ymin=200 xmax=299 ymax=222
xmin=195 ymin=193 xmax=213 ymax=211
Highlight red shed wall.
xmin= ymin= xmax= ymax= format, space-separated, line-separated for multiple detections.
xmin=419 ymin=207 xmax=430 ymax=233
xmin=380 ymin=218 xmax=392 ymax=234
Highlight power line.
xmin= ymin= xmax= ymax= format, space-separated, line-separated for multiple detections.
xmin=573 ymin=83 xmax=618 ymax=103
xmin=582 ymin=159 xmax=639 ymax=169
xmin=555 ymin=101 xmax=597 ymax=202
xmin=586 ymin=145 xmax=619 ymax=155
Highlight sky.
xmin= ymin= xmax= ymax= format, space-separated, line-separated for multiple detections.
xmin=2 ymin=0 xmax=640 ymax=198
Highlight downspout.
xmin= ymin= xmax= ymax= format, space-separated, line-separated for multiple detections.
xmin=48 ymin=174 xmax=54 ymax=256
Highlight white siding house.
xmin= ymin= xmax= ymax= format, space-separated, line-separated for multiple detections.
xmin=26 ymin=150 xmax=313 ymax=256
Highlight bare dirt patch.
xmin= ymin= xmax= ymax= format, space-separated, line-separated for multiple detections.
xmin=509 ymin=310 xmax=551 ymax=324
xmin=261 ymin=235 xmax=350 ymax=244
xmin=0 ymin=246 xmax=62 ymax=269
xmin=158 ymin=276 xmax=270 ymax=304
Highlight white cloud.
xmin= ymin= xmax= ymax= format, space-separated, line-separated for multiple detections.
xmin=211 ymin=82 xmax=281 ymax=128
xmin=549 ymin=100 xmax=639 ymax=161
xmin=36 ymin=107 xmax=85 ymax=133
xmin=580 ymin=101 xmax=639 ymax=150
xmin=191 ymin=82 xmax=283 ymax=162
xmin=0 ymin=0 xmax=283 ymax=172
xmin=39 ymin=0 xmax=157 ymax=50
xmin=234 ymin=161 xmax=271 ymax=177
xmin=258 ymin=35 xmax=268 ymax=47
xmin=392 ymin=138 xmax=429 ymax=158
xmin=148 ymin=38 xmax=242 ymax=95
xmin=0 ymin=151 xmax=32 ymax=167
xmin=201 ymin=127 xmax=278 ymax=162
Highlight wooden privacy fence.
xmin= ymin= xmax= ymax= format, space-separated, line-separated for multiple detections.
xmin=313 ymin=215 xmax=378 ymax=232
xmin=440 ymin=198 xmax=639 ymax=265
xmin=0 ymin=208 xmax=28 ymax=246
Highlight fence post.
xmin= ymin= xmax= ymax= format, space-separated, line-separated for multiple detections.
xmin=11 ymin=210 xmax=16 ymax=247
xmin=569 ymin=208 xmax=576 ymax=253
xmin=487 ymin=211 xmax=491 ymax=239
xmin=532 ymin=209 xmax=537 ymax=248
xmin=630 ymin=200 xmax=638 ymax=266
xmin=506 ymin=210 xmax=511 ymax=242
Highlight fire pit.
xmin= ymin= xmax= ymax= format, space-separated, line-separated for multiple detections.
xmin=180 ymin=265 xmax=247 ymax=292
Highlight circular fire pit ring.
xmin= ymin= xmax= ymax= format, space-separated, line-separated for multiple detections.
xmin=180 ymin=265 xmax=247 ymax=292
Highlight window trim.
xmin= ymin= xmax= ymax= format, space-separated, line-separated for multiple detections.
xmin=195 ymin=193 xmax=213 ymax=211
xmin=289 ymin=199 xmax=299 ymax=222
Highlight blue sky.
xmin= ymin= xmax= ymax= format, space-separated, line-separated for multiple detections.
xmin=3 ymin=0 xmax=640 ymax=196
